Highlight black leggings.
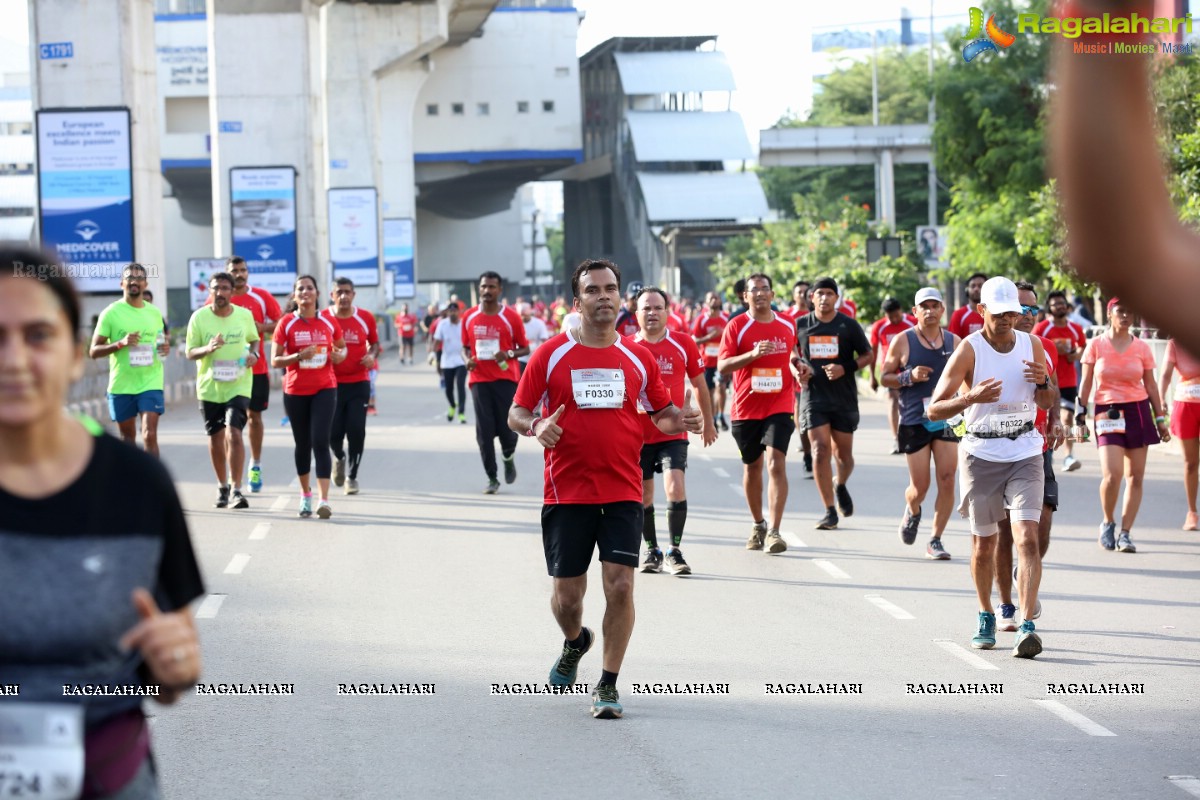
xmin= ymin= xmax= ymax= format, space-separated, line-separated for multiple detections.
xmin=283 ymin=388 xmax=336 ymax=479
xmin=330 ymin=380 xmax=370 ymax=480
xmin=443 ymin=366 xmax=467 ymax=414
xmin=470 ymin=380 xmax=518 ymax=480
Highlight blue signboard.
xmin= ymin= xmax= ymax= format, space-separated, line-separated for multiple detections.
xmin=219 ymin=121 xmax=242 ymax=133
xmin=36 ymin=108 xmax=134 ymax=293
xmin=230 ymin=167 xmax=298 ymax=295
xmin=383 ymin=218 xmax=415 ymax=299
xmin=39 ymin=42 xmax=73 ymax=59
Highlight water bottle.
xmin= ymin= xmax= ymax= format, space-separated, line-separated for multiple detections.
xmin=156 ymin=331 xmax=167 ymax=357
xmin=497 ymin=350 xmax=509 ymax=372
xmin=948 ymin=413 xmax=967 ymax=438
xmin=238 ymin=342 xmax=252 ymax=369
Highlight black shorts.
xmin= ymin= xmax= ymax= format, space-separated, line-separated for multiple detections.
xmin=640 ymin=440 xmax=688 ymax=479
xmin=801 ymin=405 xmax=860 ymax=434
xmin=1042 ymin=448 xmax=1058 ymax=512
xmin=704 ymin=366 xmax=718 ymax=389
xmin=731 ymin=413 xmax=795 ymax=464
xmin=201 ymin=396 xmax=250 ymax=436
xmin=1059 ymin=386 xmax=1078 ymax=410
xmin=897 ymin=422 xmax=960 ymax=454
xmin=250 ymin=373 xmax=270 ymax=412
xmin=541 ymin=502 xmax=642 ymax=577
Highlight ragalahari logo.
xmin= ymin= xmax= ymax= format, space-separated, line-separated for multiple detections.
xmin=963 ymin=7 xmax=1016 ymax=62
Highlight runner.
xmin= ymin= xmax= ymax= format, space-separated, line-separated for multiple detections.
xmin=462 ymin=272 xmax=529 ymax=494
xmin=508 ymin=259 xmax=702 ymax=719
xmin=271 ymin=275 xmax=346 ymax=519
xmin=394 ymin=303 xmax=418 ymax=365
xmin=1078 ymin=297 xmax=1171 ymax=554
xmin=796 ymin=277 xmax=874 ymax=530
xmin=517 ymin=302 xmax=549 ymax=375
xmin=434 ymin=303 xmax=467 ymax=423
xmin=1159 ymin=337 xmax=1200 ymax=531
xmin=322 ymin=278 xmax=380 ymax=496
xmin=868 ymin=297 xmax=916 ymax=455
xmin=1035 ymin=290 xmax=1088 ymax=472
xmin=718 ymin=273 xmax=803 ymax=552
xmin=880 ymin=287 xmax=958 ymax=560
xmin=783 ymin=282 xmax=814 ymax=474
xmin=928 ymin=276 xmax=1055 ymax=658
xmin=615 ymin=283 xmax=642 ymax=337
xmin=223 ymin=256 xmax=283 ymax=494
xmin=692 ymin=291 xmax=731 ymax=431
xmin=88 ymin=263 xmax=170 ymax=455
xmin=633 ymin=287 xmax=718 ymax=576
xmin=948 ymin=273 xmax=987 ymax=339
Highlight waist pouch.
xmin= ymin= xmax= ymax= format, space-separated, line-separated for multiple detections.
xmin=83 ymin=709 xmax=150 ymax=799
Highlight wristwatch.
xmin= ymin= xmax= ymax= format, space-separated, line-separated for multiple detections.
xmin=1035 ymin=379 xmax=1049 ymax=390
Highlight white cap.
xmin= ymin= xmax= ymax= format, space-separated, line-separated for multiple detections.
xmin=978 ymin=276 xmax=1022 ymax=315
xmin=914 ymin=287 xmax=944 ymax=306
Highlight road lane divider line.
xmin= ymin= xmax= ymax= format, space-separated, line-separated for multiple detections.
xmin=812 ymin=559 xmax=850 ymax=579
xmin=713 ymin=467 xmax=730 ymax=478
xmin=698 ymin=453 xmax=713 ymax=462
xmin=865 ymin=594 xmax=914 ymax=620
xmin=270 ymin=495 xmax=289 ymax=511
xmin=728 ymin=483 xmax=743 ymax=495
xmin=1032 ymin=699 xmax=1117 ymax=737
xmin=224 ymin=554 xmax=252 ymax=575
xmin=932 ymin=639 xmax=1001 ymax=671
xmin=1168 ymin=776 xmax=1200 ymax=798
xmin=249 ymin=522 xmax=271 ymax=540
xmin=195 ymin=594 xmax=226 ymax=619
xmin=781 ymin=532 xmax=806 ymax=548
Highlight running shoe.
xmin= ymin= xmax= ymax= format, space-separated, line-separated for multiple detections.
xmin=765 ymin=529 xmax=788 ymax=554
xmin=316 ymin=500 xmax=332 ymax=520
xmin=1184 ymin=511 xmax=1198 ymax=531
xmin=345 ymin=478 xmax=359 ymax=496
xmin=836 ymin=483 xmax=854 ymax=517
xmin=971 ymin=611 xmax=996 ymax=650
xmin=214 ymin=486 xmax=229 ymax=509
xmin=484 ymin=478 xmax=500 ymax=495
xmin=298 ymin=495 xmax=313 ymax=518
xmin=640 ymin=547 xmax=663 ymax=573
xmin=745 ymin=521 xmax=767 ymax=550
xmin=803 ymin=454 xmax=813 ymax=477
xmin=549 ymin=627 xmax=593 ymax=686
xmin=899 ymin=506 xmax=922 ymax=545
xmin=459 ymin=412 xmax=467 ymax=425
xmin=719 ymin=416 xmax=729 ymax=432
xmin=1116 ymin=530 xmax=1136 ymax=553
xmin=333 ymin=456 xmax=346 ymax=488
xmin=1063 ymin=454 xmax=1081 ymax=472
xmin=1013 ymin=620 xmax=1042 ymax=659
xmin=998 ymin=603 xmax=1018 ymax=632
xmin=926 ymin=538 xmax=950 ymax=560
xmin=280 ymin=415 xmax=289 ymax=426
xmin=815 ymin=508 xmax=838 ymax=530
xmin=591 ymin=684 xmax=623 ymax=719
xmin=249 ymin=465 xmax=263 ymax=493
xmin=503 ymin=456 xmax=517 ymax=485
xmin=447 ymin=406 xmax=455 ymax=422
xmin=665 ymin=548 xmax=692 ymax=575
xmin=1099 ymin=521 xmax=1117 ymax=550
xmin=1029 ymin=599 xmax=1042 ymax=620
xmin=231 ymin=489 xmax=249 ymax=510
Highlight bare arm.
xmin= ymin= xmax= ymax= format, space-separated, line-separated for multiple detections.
xmin=90 ymin=332 xmax=136 ymax=359
xmin=688 ymin=373 xmax=718 ymax=446
xmin=927 ymin=341 xmax=1001 ymax=421
xmin=1158 ymin=356 xmax=1176 ymax=408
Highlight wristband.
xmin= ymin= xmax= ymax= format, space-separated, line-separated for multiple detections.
xmin=1156 ymin=415 xmax=1167 ymax=424
xmin=1036 ymin=380 xmax=1049 ymax=390
xmin=526 ymin=417 xmax=541 ymax=438
xmin=898 ymin=369 xmax=914 ymax=388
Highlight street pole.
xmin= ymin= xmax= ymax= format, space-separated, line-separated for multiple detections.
xmin=529 ymin=207 xmax=538 ymax=298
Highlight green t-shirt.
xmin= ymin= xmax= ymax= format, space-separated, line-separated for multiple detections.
xmin=186 ymin=305 xmax=260 ymax=403
xmin=94 ymin=300 xmax=168 ymax=395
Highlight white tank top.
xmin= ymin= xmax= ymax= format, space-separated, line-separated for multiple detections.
xmin=961 ymin=330 xmax=1043 ymax=462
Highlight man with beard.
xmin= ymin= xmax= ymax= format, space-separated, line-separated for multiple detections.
xmin=948 ymin=273 xmax=987 ymax=339
xmin=1034 ymin=290 xmax=1087 ymax=472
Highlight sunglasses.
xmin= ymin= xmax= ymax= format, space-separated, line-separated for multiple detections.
xmin=1020 ymin=304 xmax=1040 ymax=315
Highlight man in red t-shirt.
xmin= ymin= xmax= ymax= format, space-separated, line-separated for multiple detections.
xmin=220 ymin=256 xmax=283 ymax=493
xmin=393 ymin=303 xmax=418 ymax=365
xmin=692 ymin=291 xmax=731 ymax=431
xmin=322 ymin=278 xmax=380 ymax=496
xmin=948 ymin=273 xmax=987 ymax=338
xmin=633 ymin=287 xmax=717 ymax=576
xmin=1034 ymin=290 xmax=1088 ymax=472
xmin=462 ymin=272 xmax=530 ymax=494
xmin=718 ymin=273 xmax=804 ymax=553
xmin=614 ymin=284 xmax=642 ymax=338
xmin=509 ymin=259 xmax=702 ymax=720
xmin=869 ymin=298 xmax=918 ymax=454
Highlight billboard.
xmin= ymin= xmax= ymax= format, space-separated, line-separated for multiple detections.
xmin=383 ymin=217 xmax=415 ymax=299
xmin=917 ymin=225 xmax=948 ymax=269
xmin=36 ymin=107 xmax=134 ymax=293
xmin=329 ymin=187 xmax=380 ymax=287
xmin=188 ymin=257 xmax=226 ymax=310
xmin=230 ymin=167 xmax=297 ymax=295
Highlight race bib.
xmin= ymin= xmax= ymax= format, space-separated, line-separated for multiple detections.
xmin=968 ymin=323 xmax=983 ymax=334
xmin=127 ymin=343 xmax=154 ymax=367
xmin=300 ymin=346 xmax=327 ymax=369
xmin=705 ymin=344 xmax=719 ymax=358
xmin=475 ymin=338 xmax=501 ymax=361
xmin=213 ymin=359 xmax=240 ymax=382
xmin=572 ymin=368 xmax=625 ymax=409
xmin=1096 ymin=412 xmax=1126 ymax=435
xmin=0 ymin=703 xmax=84 ymax=800
xmin=810 ymin=336 xmax=839 ymax=359
xmin=977 ymin=401 xmax=1034 ymax=437
xmin=751 ymin=367 xmax=783 ymax=393
xmin=1177 ymin=383 xmax=1200 ymax=401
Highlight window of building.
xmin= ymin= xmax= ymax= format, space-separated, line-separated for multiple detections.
xmin=477 ymin=102 xmax=490 ymax=116
xmin=426 ymin=104 xmax=438 ymax=116
xmin=542 ymin=100 xmax=555 ymax=113
xmin=517 ymin=101 xmax=529 ymax=114
xmin=452 ymin=103 xmax=464 ymax=116
xmin=555 ymin=67 xmax=570 ymax=78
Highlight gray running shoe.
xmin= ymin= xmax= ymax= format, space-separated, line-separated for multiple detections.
xmin=345 ymin=478 xmax=359 ymax=496
xmin=1099 ymin=521 xmax=1117 ymax=550
xmin=484 ymin=478 xmax=500 ymax=495
xmin=1013 ymin=620 xmax=1043 ymax=659
xmin=231 ymin=489 xmax=249 ymax=510
xmin=333 ymin=457 xmax=346 ymax=488
xmin=665 ymin=548 xmax=692 ymax=575
xmin=640 ymin=547 xmax=663 ymax=573
xmin=1117 ymin=530 xmax=1136 ymax=553
xmin=899 ymin=506 xmax=922 ymax=545
xmin=926 ymin=538 xmax=950 ymax=560
xmin=765 ymin=529 xmax=787 ymax=554
xmin=746 ymin=521 xmax=767 ymax=550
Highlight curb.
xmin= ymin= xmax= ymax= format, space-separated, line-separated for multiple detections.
xmin=68 ymin=378 xmax=198 ymax=427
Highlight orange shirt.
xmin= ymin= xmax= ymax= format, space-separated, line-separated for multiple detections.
xmin=1167 ymin=339 xmax=1200 ymax=404
xmin=1082 ymin=334 xmax=1155 ymax=405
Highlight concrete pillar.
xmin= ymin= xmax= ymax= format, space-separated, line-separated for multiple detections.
xmin=879 ymin=148 xmax=896 ymax=230
xmin=30 ymin=0 xmax=165 ymax=317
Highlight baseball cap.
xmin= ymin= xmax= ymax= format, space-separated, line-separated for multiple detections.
xmin=978 ymin=277 xmax=1022 ymax=315
xmin=914 ymin=287 xmax=944 ymax=306
xmin=625 ymin=281 xmax=643 ymax=298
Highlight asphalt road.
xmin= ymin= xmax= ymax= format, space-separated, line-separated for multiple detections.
xmin=144 ymin=358 xmax=1200 ymax=800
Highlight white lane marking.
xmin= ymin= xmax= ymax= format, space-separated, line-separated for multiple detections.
xmin=781 ymin=532 xmax=806 ymax=548
xmin=728 ymin=483 xmax=743 ymax=495
xmin=812 ymin=559 xmax=850 ymax=579
xmin=1032 ymin=700 xmax=1117 ymax=737
xmin=712 ymin=467 xmax=730 ymax=478
xmin=865 ymin=594 xmax=914 ymax=620
xmin=224 ymin=554 xmax=252 ymax=575
xmin=195 ymin=594 xmax=226 ymax=619
xmin=932 ymin=640 xmax=1002 ymax=671
xmin=1168 ymin=776 xmax=1200 ymax=798
xmin=698 ymin=452 xmax=713 ymax=462
xmin=249 ymin=522 xmax=271 ymax=540
xmin=288 ymin=477 xmax=299 ymax=489
xmin=270 ymin=495 xmax=289 ymax=511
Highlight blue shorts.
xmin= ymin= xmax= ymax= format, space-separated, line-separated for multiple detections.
xmin=108 ymin=390 xmax=165 ymax=423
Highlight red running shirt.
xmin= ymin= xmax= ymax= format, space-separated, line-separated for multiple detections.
xmin=1033 ymin=319 xmax=1086 ymax=388
xmin=869 ymin=317 xmax=917 ymax=365
xmin=273 ymin=312 xmax=343 ymax=395
xmin=514 ymin=331 xmax=673 ymax=504
xmin=692 ymin=311 xmax=729 ymax=368
xmin=949 ymin=306 xmax=984 ymax=339
xmin=1035 ymin=334 xmax=1060 ymax=452
xmin=462 ymin=305 xmax=529 ymax=385
xmin=206 ymin=286 xmax=282 ymax=376
xmin=322 ymin=307 xmax=378 ymax=384
xmin=395 ymin=313 xmax=418 ymax=339
xmin=634 ymin=330 xmax=705 ymax=444
xmin=718 ymin=313 xmax=798 ymax=421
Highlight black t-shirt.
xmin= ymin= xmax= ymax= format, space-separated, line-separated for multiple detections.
xmin=0 ymin=432 xmax=205 ymax=729
xmin=797 ymin=311 xmax=873 ymax=412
